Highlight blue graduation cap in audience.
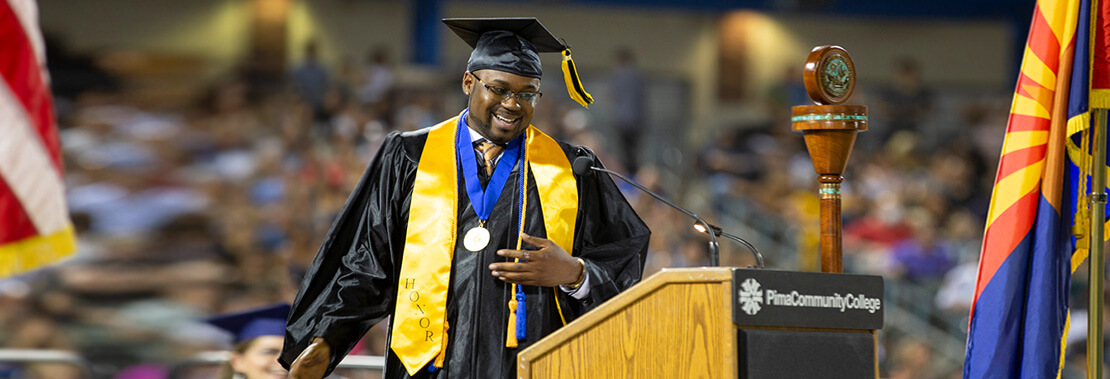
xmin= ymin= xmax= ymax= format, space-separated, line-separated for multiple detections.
xmin=207 ymin=303 xmax=291 ymax=344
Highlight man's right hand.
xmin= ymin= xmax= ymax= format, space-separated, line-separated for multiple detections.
xmin=289 ymin=337 xmax=332 ymax=379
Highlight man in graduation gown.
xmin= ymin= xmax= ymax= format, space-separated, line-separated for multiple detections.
xmin=279 ymin=18 xmax=650 ymax=378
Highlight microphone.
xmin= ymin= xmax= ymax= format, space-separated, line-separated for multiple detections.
xmin=693 ymin=223 xmax=765 ymax=269
xmin=572 ymin=155 xmax=595 ymax=177
xmin=573 ymin=154 xmax=764 ymax=268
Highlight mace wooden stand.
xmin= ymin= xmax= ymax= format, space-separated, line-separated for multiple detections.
xmin=792 ymin=46 xmax=868 ymax=273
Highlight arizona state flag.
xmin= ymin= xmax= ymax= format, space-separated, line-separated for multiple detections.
xmin=964 ymin=0 xmax=1110 ymax=377
xmin=0 ymin=0 xmax=76 ymax=277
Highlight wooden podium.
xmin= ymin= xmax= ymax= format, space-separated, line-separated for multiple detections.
xmin=517 ymin=267 xmax=883 ymax=378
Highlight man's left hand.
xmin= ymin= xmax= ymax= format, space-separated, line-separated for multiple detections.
xmin=489 ymin=233 xmax=583 ymax=287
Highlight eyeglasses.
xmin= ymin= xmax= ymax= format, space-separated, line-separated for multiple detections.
xmin=471 ymin=73 xmax=543 ymax=105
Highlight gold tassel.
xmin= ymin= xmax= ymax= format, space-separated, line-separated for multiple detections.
xmin=561 ymin=49 xmax=594 ymax=108
xmin=433 ymin=320 xmax=449 ymax=368
xmin=506 ymin=284 xmax=519 ymax=348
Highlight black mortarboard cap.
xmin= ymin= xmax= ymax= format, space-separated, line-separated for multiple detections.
xmin=207 ymin=303 xmax=291 ymax=344
xmin=443 ymin=17 xmax=594 ymax=107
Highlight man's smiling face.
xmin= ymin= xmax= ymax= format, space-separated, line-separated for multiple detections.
xmin=463 ymin=69 xmax=540 ymax=144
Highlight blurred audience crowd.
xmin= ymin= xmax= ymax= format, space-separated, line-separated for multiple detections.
xmin=0 ymin=41 xmax=1067 ymax=379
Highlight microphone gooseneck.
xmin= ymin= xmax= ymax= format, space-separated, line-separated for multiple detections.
xmin=574 ymin=155 xmax=723 ymax=267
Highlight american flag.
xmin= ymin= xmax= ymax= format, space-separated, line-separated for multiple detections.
xmin=0 ymin=0 xmax=76 ymax=277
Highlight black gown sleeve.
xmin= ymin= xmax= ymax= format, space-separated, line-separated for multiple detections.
xmin=279 ymin=132 xmax=417 ymax=375
xmin=567 ymin=146 xmax=651 ymax=310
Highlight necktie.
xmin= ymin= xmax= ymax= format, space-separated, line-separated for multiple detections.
xmin=476 ymin=140 xmax=505 ymax=176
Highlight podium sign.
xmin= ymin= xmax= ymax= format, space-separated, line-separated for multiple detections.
xmin=732 ymin=269 xmax=883 ymax=329
xmin=731 ymin=269 xmax=882 ymax=378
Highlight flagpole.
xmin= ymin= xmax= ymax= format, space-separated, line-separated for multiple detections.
xmin=1090 ymin=108 xmax=1108 ymax=379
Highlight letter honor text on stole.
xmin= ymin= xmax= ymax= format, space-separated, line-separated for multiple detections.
xmin=401 ymin=278 xmax=436 ymax=342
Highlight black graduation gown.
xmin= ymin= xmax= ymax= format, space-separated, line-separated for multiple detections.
xmin=279 ymin=126 xmax=650 ymax=378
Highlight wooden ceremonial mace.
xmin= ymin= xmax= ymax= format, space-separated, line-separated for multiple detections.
xmin=792 ymin=46 xmax=867 ymax=273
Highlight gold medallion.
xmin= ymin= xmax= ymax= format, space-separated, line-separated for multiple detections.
xmin=463 ymin=226 xmax=491 ymax=252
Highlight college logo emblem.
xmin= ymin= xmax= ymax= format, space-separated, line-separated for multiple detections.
xmin=821 ymin=55 xmax=852 ymax=98
xmin=738 ymin=278 xmax=764 ymax=315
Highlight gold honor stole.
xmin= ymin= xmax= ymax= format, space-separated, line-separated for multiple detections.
xmin=389 ymin=117 xmax=578 ymax=375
